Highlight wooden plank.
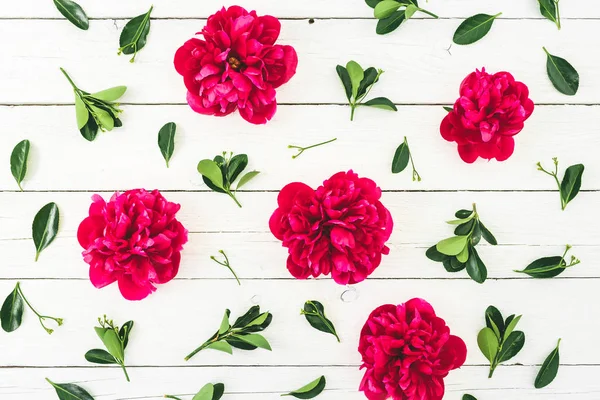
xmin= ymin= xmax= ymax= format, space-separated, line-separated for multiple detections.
xmin=2 ymin=0 xmax=599 ymax=19
xmin=0 ymin=19 xmax=596 ymax=105
xmin=1 ymin=366 xmax=599 ymax=399
xmin=0 ymin=279 xmax=596 ymax=366
xmin=1 ymin=105 xmax=597 ymax=191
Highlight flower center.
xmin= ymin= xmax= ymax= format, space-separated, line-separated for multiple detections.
xmin=227 ymin=55 xmax=243 ymax=71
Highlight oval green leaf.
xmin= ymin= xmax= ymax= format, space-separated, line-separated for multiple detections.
xmin=443 ymin=257 xmax=466 ymax=273
xmin=336 ymin=65 xmax=352 ymax=101
xmin=376 ymin=10 xmax=406 ymax=35
xmin=119 ymin=6 xmax=153 ymax=61
xmin=32 ymin=202 xmax=60 ymax=261
xmin=192 ymin=383 xmax=214 ymax=400
xmin=543 ymin=47 xmax=579 ymax=96
xmin=363 ymin=97 xmax=397 ymax=111
xmin=236 ymin=171 xmax=260 ymax=190
xmin=453 ymin=13 xmax=501 ymax=45
xmin=538 ymin=0 xmax=560 ymax=29
xmin=119 ymin=320 xmax=134 ymax=349
xmin=346 ymin=61 xmax=364 ymax=99
xmin=426 ymin=245 xmax=448 ymax=262
xmin=366 ymin=0 xmax=382 ymax=8
xmin=98 ymin=329 xmax=124 ymax=361
xmin=560 ymin=164 xmax=584 ymax=207
xmin=497 ymin=331 xmax=525 ymax=363
xmin=85 ymin=349 xmax=117 ymax=364
xmin=218 ymin=310 xmax=230 ymax=335
xmin=374 ymin=1 xmax=402 ymax=19
xmin=10 ymin=139 xmax=30 ymax=191
xmin=436 ymin=235 xmax=468 ymax=256
xmin=227 ymin=154 xmax=249 ymax=183
xmin=46 ymin=378 xmax=95 ymax=400
xmin=90 ymin=86 xmax=127 ymax=102
xmin=198 ymin=160 xmax=224 ymax=190
xmin=53 ymin=0 xmax=89 ymax=30
xmin=477 ymin=327 xmax=499 ymax=363
xmin=535 ymin=339 xmax=561 ymax=389
xmin=455 ymin=209 xmax=473 ymax=219
xmin=1 ymin=285 xmax=24 ymax=332
xmin=479 ymin=222 xmax=497 ymax=245
xmin=514 ymin=256 xmax=566 ymax=278
xmin=283 ymin=375 xmax=326 ymax=399
xmin=89 ymin=105 xmax=114 ymax=131
xmin=234 ymin=333 xmax=272 ymax=351
xmin=158 ymin=122 xmax=176 ymax=168
xmin=206 ymin=340 xmax=233 ymax=354
xmin=80 ymin=116 xmax=99 ymax=142
xmin=391 ymin=142 xmax=410 ymax=174
xmin=212 ymin=383 xmax=225 ymax=400
xmin=485 ymin=305 xmax=505 ymax=339
xmin=466 ymin=246 xmax=487 ymax=283
xmin=503 ymin=315 xmax=522 ymax=342
xmin=303 ymin=300 xmax=340 ymax=342
xmin=357 ymin=67 xmax=379 ymax=99
xmin=463 ymin=395 xmax=477 ymax=400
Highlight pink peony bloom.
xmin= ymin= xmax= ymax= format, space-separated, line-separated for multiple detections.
xmin=269 ymin=171 xmax=393 ymax=285
xmin=174 ymin=6 xmax=298 ymax=124
xmin=359 ymin=299 xmax=467 ymax=400
xmin=77 ymin=189 xmax=188 ymax=301
xmin=441 ymin=68 xmax=534 ymax=163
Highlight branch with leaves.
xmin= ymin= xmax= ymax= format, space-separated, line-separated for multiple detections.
xmin=1 ymin=282 xmax=63 ymax=334
xmin=211 ymin=250 xmax=241 ymax=285
xmin=515 ymin=245 xmax=580 ymax=278
xmin=392 ymin=136 xmax=421 ymax=181
xmin=118 ymin=6 xmax=153 ymax=62
xmin=537 ymin=158 xmax=584 ymax=210
xmin=301 ymin=300 xmax=340 ymax=342
xmin=538 ymin=0 xmax=561 ymax=30
xmin=85 ymin=316 xmax=134 ymax=382
xmin=368 ymin=0 xmax=438 ymax=35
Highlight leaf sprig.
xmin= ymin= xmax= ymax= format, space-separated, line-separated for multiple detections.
xmin=336 ymin=61 xmax=397 ymax=121
xmin=197 ymin=152 xmax=260 ymax=208
xmin=538 ymin=0 xmax=561 ymax=30
xmin=1 ymin=282 xmax=63 ymax=334
xmin=282 ymin=376 xmax=326 ymax=399
xmin=53 ymin=0 xmax=89 ymax=30
xmin=60 ymin=68 xmax=127 ymax=141
xmin=46 ymin=378 xmax=95 ymax=400
xmin=158 ymin=122 xmax=176 ymax=167
xmin=10 ymin=139 xmax=30 ymax=191
xmin=535 ymin=338 xmax=561 ymax=388
xmin=301 ymin=300 xmax=340 ymax=342
xmin=185 ymin=305 xmax=272 ymax=361
xmin=32 ymin=202 xmax=60 ymax=262
xmin=537 ymin=158 xmax=584 ymax=210
xmin=211 ymin=250 xmax=241 ymax=285
xmin=85 ymin=316 xmax=134 ymax=382
xmin=392 ymin=136 xmax=421 ymax=181
xmin=542 ymin=47 xmax=579 ymax=96
xmin=453 ymin=13 xmax=502 ymax=45
xmin=426 ymin=204 xmax=497 ymax=283
xmin=368 ymin=0 xmax=439 ymax=35
xmin=165 ymin=383 xmax=225 ymax=400
xmin=118 ymin=6 xmax=153 ymax=62
xmin=515 ymin=245 xmax=580 ymax=278
xmin=288 ymin=138 xmax=337 ymax=159
xmin=478 ymin=306 xmax=525 ymax=378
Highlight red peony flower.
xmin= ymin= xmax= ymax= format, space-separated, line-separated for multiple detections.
xmin=174 ymin=6 xmax=298 ymax=124
xmin=77 ymin=189 xmax=188 ymax=301
xmin=441 ymin=68 xmax=534 ymax=163
xmin=359 ymin=299 xmax=467 ymax=400
xmin=269 ymin=171 xmax=393 ymax=285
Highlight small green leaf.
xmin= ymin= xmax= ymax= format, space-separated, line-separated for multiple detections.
xmin=32 ymin=202 xmax=60 ymax=261
xmin=282 ymin=376 xmax=326 ymax=399
xmin=503 ymin=315 xmax=522 ymax=344
xmin=376 ymin=10 xmax=406 ymax=35
xmin=80 ymin=117 xmax=99 ymax=142
xmin=10 ymin=139 xmax=30 ymax=191
xmin=363 ymin=97 xmax=397 ymax=111
xmin=236 ymin=171 xmax=260 ymax=190
xmin=158 ymin=122 xmax=176 ymax=168
xmin=234 ymin=333 xmax=272 ymax=351
xmin=198 ymin=159 xmax=224 ymax=190
xmin=560 ymin=164 xmax=584 ymax=208
xmin=443 ymin=106 xmax=454 ymax=112
xmin=356 ymin=67 xmax=379 ymax=99
xmin=90 ymin=105 xmax=114 ymax=131
xmin=212 ymin=383 xmax=225 ymax=400
xmin=477 ymin=327 xmax=499 ymax=363
xmin=535 ymin=338 xmax=561 ymax=389
xmin=95 ymin=328 xmax=124 ymax=361
xmin=454 ymin=220 xmax=474 ymax=236
xmin=453 ymin=13 xmax=502 ymax=45
xmin=233 ymin=306 xmax=260 ymax=328
xmin=75 ymin=96 xmax=89 ymax=130
xmin=463 ymin=395 xmax=477 ymax=400
xmin=1 ymin=285 xmax=24 ymax=332
xmin=374 ymin=1 xmax=402 ymax=19
xmin=46 ymin=378 xmax=95 ymax=400
xmin=538 ymin=0 xmax=560 ymax=29
xmin=53 ymin=0 xmax=89 ymax=30
xmin=497 ymin=331 xmax=525 ymax=363
xmin=466 ymin=247 xmax=487 ymax=283
xmin=246 ymin=312 xmax=270 ymax=328
xmin=218 ymin=310 xmax=230 ymax=335
xmin=206 ymin=341 xmax=233 ymax=354
xmin=404 ymin=4 xmax=418 ymax=19
xmin=515 ymin=256 xmax=568 ymax=278
xmin=436 ymin=235 xmax=468 ymax=256
xmin=192 ymin=383 xmax=214 ymax=400
xmin=426 ymin=245 xmax=449 ymax=262
xmin=443 ymin=257 xmax=466 ymax=273
xmin=346 ymin=61 xmax=364 ymax=99
xmin=543 ymin=47 xmax=579 ymax=96
xmin=119 ymin=6 xmax=153 ymax=62
xmin=85 ymin=349 xmax=117 ymax=364
xmin=456 ymin=245 xmax=469 ymax=263
xmin=302 ymin=300 xmax=340 ymax=342
xmin=336 ymin=65 xmax=352 ymax=101
xmin=227 ymin=154 xmax=249 ymax=183
xmin=391 ymin=142 xmax=410 ymax=174
xmin=365 ymin=0 xmax=382 ymax=8
xmin=119 ymin=321 xmax=134 ymax=349
xmin=485 ymin=306 xmax=505 ymax=339
xmin=455 ymin=209 xmax=473 ymax=219
xmin=480 ymin=222 xmax=497 ymax=245
xmin=90 ymin=86 xmax=127 ymax=102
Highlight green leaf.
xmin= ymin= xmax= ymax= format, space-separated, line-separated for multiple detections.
xmin=538 ymin=0 xmax=560 ymax=29
xmin=32 ymin=202 xmax=60 ymax=261
xmin=466 ymin=246 xmax=487 ymax=283
xmin=515 ymin=256 xmax=567 ymax=278
xmin=119 ymin=6 xmax=153 ymax=61
xmin=198 ymin=159 xmax=225 ymax=190
xmin=463 ymin=395 xmax=477 ymax=400
xmin=234 ymin=333 xmax=272 ymax=351
xmin=485 ymin=306 xmax=505 ymax=339
xmin=282 ymin=376 xmax=326 ymax=399
xmin=95 ymin=328 xmax=124 ymax=361
xmin=363 ymin=97 xmax=397 ymax=111
xmin=53 ymin=0 xmax=89 ymax=30
xmin=560 ymin=164 xmax=584 ymax=208
xmin=436 ymin=235 xmax=468 ymax=256
xmin=426 ymin=245 xmax=448 ymax=262
xmin=157 ymin=122 xmax=177 ymax=168
xmin=480 ymin=222 xmax=497 ymax=245
xmin=477 ymin=327 xmax=499 ymax=363
xmin=232 ymin=306 xmax=260 ymax=328
xmin=471 ymin=221 xmax=482 ymax=246
xmin=454 ymin=220 xmax=474 ymax=236
xmin=75 ymin=95 xmax=89 ymax=130
xmin=543 ymin=47 xmax=579 ymax=96
xmin=85 ymin=349 xmax=117 ymax=364
xmin=90 ymin=86 xmax=127 ymax=102
xmin=443 ymin=106 xmax=453 ymax=112
xmin=404 ymin=4 xmax=418 ymax=19
xmin=503 ymin=315 xmax=522 ymax=343
xmin=80 ymin=116 xmax=99 ymax=142
xmin=227 ymin=154 xmax=249 ymax=183
xmin=1 ymin=285 xmax=24 ymax=332
xmin=447 ymin=215 xmax=473 ymax=225
xmin=10 ymin=139 xmax=30 ymax=191
xmin=46 ymin=378 xmax=95 ymax=400
xmin=236 ymin=171 xmax=260 ymax=190
xmin=456 ymin=245 xmax=469 ymax=263
xmin=90 ymin=105 xmax=114 ymax=131
xmin=346 ymin=61 xmax=364 ymax=99
xmin=365 ymin=0 xmax=382 ymax=8
xmin=374 ymin=1 xmax=402 ymax=19
xmin=192 ymin=383 xmax=214 ymax=400
xmin=246 ymin=312 xmax=270 ymax=328
xmin=119 ymin=321 xmax=134 ymax=349
xmin=206 ymin=341 xmax=233 ymax=354
xmin=218 ymin=310 xmax=230 ymax=335
xmin=336 ymin=65 xmax=352 ymax=101
xmin=443 ymin=257 xmax=466 ymax=273
xmin=212 ymin=383 xmax=225 ymax=400
xmin=497 ymin=331 xmax=525 ymax=363
xmin=357 ymin=67 xmax=380 ymax=99
xmin=455 ymin=209 xmax=473 ymax=219
xmin=376 ymin=10 xmax=406 ymax=35
xmin=302 ymin=300 xmax=340 ymax=342
xmin=391 ymin=142 xmax=410 ymax=174
xmin=453 ymin=13 xmax=501 ymax=45
xmin=535 ymin=339 xmax=561 ymax=389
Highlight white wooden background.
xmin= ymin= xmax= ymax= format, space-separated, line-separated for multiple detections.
xmin=1 ymin=1 xmax=599 ymax=399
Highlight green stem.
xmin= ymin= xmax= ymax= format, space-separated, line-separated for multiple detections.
xmin=16 ymin=283 xmax=63 ymax=334
xmin=418 ymin=8 xmax=439 ymax=19
xmin=488 ymin=364 xmax=496 ymax=378
xmin=164 ymin=396 xmax=183 ymax=400
xmin=226 ymin=190 xmax=242 ymax=208
xmin=120 ymin=363 xmax=130 ymax=382
xmin=211 ymin=250 xmax=241 ymax=285
xmin=350 ymin=104 xmax=356 ymax=121
xmin=18 ymin=182 xmax=23 ymax=192
xmin=537 ymin=159 xmax=565 ymax=209
xmin=403 ymin=137 xmax=421 ymax=182
xmin=59 ymin=67 xmax=80 ymax=92
xmin=555 ymin=0 xmax=561 ymax=29
xmin=288 ymin=138 xmax=337 ymax=159
xmin=185 ymin=333 xmax=227 ymax=361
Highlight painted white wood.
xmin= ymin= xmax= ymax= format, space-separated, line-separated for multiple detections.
xmin=2 ymin=366 xmax=599 ymax=399
xmin=0 ymin=19 xmax=597 ymax=105
xmin=0 ymin=105 xmax=597 ymax=191
xmin=0 ymin=280 xmax=596 ymax=366
xmin=2 ymin=0 xmax=600 ymax=19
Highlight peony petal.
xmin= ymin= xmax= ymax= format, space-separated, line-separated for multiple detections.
xmin=457 ymin=144 xmax=479 ymax=163
xmin=117 ymin=275 xmax=156 ymax=301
